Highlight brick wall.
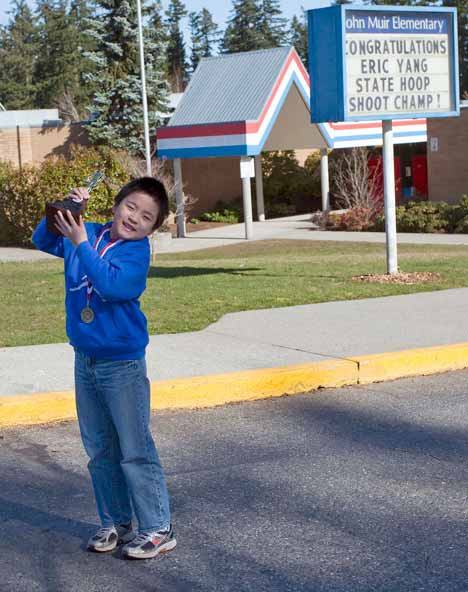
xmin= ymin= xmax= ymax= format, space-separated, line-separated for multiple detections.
xmin=0 ymin=124 xmax=89 ymax=167
xmin=427 ymin=107 xmax=468 ymax=204
xmin=181 ymin=157 xmax=242 ymax=217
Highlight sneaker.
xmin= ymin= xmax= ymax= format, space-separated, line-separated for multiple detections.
xmin=122 ymin=525 xmax=177 ymax=559
xmin=87 ymin=522 xmax=135 ymax=553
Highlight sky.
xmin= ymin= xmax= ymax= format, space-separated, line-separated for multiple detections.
xmin=0 ymin=0 xmax=332 ymax=34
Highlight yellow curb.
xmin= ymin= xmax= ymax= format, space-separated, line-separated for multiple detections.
xmin=355 ymin=342 xmax=468 ymax=384
xmin=0 ymin=390 xmax=76 ymax=428
xmin=2 ymin=342 xmax=468 ymax=428
xmin=149 ymin=359 xmax=358 ymax=410
xmin=0 ymin=359 xmax=357 ymax=428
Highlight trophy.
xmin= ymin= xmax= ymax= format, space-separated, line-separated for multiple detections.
xmin=45 ymin=171 xmax=105 ymax=235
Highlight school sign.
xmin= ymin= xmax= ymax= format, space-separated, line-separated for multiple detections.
xmin=308 ymin=6 xmax=459 ymax=123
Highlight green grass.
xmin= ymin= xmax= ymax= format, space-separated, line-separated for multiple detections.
xmin=2 ymin=239 xmax=468 ymax=347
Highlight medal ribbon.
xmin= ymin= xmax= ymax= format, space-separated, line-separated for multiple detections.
xmin=85 ymin=225 xmax=123 ymax=307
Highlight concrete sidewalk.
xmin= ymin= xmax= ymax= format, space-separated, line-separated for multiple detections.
xmin=157 ymin=215 xmax=468 ymax=254
xmin=4 ymin=214 xmax=468 ymax=262
xmin=2 ymin=287 xmax=468 ymax=426
xmin=3 ymin=216 xmax=468 ymax=426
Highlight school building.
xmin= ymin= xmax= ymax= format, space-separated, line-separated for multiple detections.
xmin=426 ymin=102 xmax=468 ymax=204
xmin=0 ymin=48 xmax=466 ymax=227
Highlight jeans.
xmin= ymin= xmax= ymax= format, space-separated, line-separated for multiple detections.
xmin=74 ymin=350 xmax=171 ymax=532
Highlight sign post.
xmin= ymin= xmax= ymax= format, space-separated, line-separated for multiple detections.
xmin=307 ymin=6 xmax=459 ymax=273
xmin=382 ymin=120 xmax=397 ymax=273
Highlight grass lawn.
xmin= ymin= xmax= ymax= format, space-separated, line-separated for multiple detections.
xmin=1 ymin=239 xmax=468 ymax=347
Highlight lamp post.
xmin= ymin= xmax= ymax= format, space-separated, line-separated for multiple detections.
xmin=136 ymin=0 xmax=152 ymax=176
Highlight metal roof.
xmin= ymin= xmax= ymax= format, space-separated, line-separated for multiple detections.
xmin=169 ymin=47 xmax=292 ymax=126
xmin=157 ymin=46 xmax=427 ymax=158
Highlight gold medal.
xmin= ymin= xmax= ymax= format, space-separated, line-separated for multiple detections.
xmin=78 ymin=227 xmax=122 ymax=324
xmin=81 ymin=306 xmax=94 ymax=323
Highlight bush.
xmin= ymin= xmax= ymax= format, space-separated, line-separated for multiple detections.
xmin=336 ymin=207 xmax=377 ymax=231
xmin=0 ymin=146 xmax=133 ymax=247
xmin=453 ymin=215 xmax=468 ymax=234
xmin=371 ymin=201 xmax=450 ymax=234
xmin=313 ymin=205 xmax=379 ymax=232
xmin=445 ymin=195 xmax=468 ymax=233
xmin=199 ymin=208 xmax=240 ymax=224
xmin=320 ymin=197 xmax=468 ymax=234
xmin=258 ymin=150 xmax=321 ymax=218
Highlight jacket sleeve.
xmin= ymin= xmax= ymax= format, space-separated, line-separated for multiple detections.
xmin=75 ymin=240 xmax=150 ymax=302
xmin=32 ymin=218 xmax=65 ymax=259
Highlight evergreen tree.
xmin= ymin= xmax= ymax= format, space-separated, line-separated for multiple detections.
xmin=165 ymin=0 xmax=187 ymax=92
xmin=289 ymin=13 xmax=308 ymax=69
xmin=68 ymin=0 xmax=98 ymax=118
xmin=0 ymin=0 xmax=38 ymax=110
xmin=147 ymin=0 xmax=168 ymax=74
xmin=223 ymin=0 xmax=263 ymax=53
xmin=257 ymin=0 xmax=288 ymax=48
xmin=82 ymin=0 xmax=169 ymax=155
xmin=34 ymin=0 xmax=93 ymax=117
xmin=189 ymin=8 xmax=221 ymax=72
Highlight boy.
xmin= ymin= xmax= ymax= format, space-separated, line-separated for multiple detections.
xmin=32 ymin=177 xmax=176 ymax=560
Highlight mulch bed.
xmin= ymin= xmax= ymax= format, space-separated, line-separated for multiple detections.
xmin=352 ymin=272 xmax=441 ymax=284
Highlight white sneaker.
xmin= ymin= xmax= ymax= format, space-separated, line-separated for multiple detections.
xmin=122 ymin=525 xmax=177 ymax=559
xmin=87 ymin=523 xmax=135 ymax=552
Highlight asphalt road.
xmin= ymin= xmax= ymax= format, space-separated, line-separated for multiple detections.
xmin=2 ymin=369 xmax=468 ymax=592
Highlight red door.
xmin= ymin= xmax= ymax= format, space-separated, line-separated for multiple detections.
xmin=368 ymin=156 xmax=402 ymax=201
xmin=411 ymin=154 xmax=428 ymax=198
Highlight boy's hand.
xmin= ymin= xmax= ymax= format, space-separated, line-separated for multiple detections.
xmin=68 ymin=187 xmax=90 ymax=203
xmin=55 ymin=210 xmax=88 ymax=247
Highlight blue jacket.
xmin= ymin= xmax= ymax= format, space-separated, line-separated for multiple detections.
xmin=32 ymin=218 xmax=150 ymax=360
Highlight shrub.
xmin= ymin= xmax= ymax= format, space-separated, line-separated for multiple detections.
xmin=199 ymin=208 xmax=240 ymax=224
xmin=316 ymin=196 xmax=468 ymax=235
xmin=445 ymin=195 xmax=468 ymax=233
xmin=336 ymin=207 xmax=377 ymax=231
xmin=372 ymin=201 xmax=449 ymax=234
xmin=258 ymin=150 xmax=321 ymax=218
xmin=198 ymin=199 xmax=243 ymax=224
xmin=303 ymin=151 xmax=321 ymax=176
xmin=0 ymin=146 xmax=134 ymax=247
xmin=313 ymin=206 xmax=378 ymax=232
xmin=453 ymin=215 xmax=468 ymax=234
xmin=388 ymin=201 xmax=450 ymax=232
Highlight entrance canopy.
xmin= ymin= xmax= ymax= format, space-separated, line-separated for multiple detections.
xmin=156 ymin=46 xmax=428 ymax=240
xmin=156 ymin=46 xmax=427 ymax=159
xmin=157 ymin=47 xmax=327 ymax=158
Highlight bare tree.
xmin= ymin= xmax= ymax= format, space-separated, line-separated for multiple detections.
xmin=331 ymin=147 xmax=382 ymax=215
xmin=56 ymin=90 xmax=81 ymax=122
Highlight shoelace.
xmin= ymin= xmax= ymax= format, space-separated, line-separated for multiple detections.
xmin=94 ymin=526 xmax=116 ymax=539
xmin=131 ymin=530 xmax=168 ymax=546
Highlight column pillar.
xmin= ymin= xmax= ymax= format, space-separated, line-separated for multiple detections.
xmin=173 ymin=158 xmax=186 ymax=238
xmin=320 ymin=148 xmax=330 ymax=212
xmin=254 ymin=154 xmax=265 ymax=221
xmin=240 ymin=156 xmax=254 ymax=240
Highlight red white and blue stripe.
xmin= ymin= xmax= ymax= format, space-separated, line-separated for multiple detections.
xmin=156 ymin=48 xmax=427 ymax=159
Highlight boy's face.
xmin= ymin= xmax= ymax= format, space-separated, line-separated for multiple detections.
xmin=111 ymin=191 xmax=160 ymax=241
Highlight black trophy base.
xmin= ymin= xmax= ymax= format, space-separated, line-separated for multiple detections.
xmin=45 ymin=199 xmax=86 ymax=235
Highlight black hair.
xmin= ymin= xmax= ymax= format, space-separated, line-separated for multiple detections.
xmin=114 ymin=176 xmax=169 ymax=231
